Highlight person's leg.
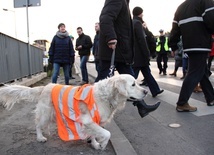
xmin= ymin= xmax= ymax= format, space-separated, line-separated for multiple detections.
xmin=95 ymin=60 xmax=111 ymax=82
xmin=156 ymin=53 xmax=163 ymax=74
xmin=141 ymin=66 xmax=163 ymax=97
xmin=163 ymin=54 xmax=168 ymax=74
xmin=80 ymin=55 xmax=89 ymax=82
xmin=52 ymin=63 xmax=60 ymax=83
xmin=62 ymin=64 xmax=70 ymax=85
xmin=116 ymin=63 xmax=135 ymax=77
xmin=132 ymin=67 xmax=140 ymax=79
xmin=176 ymin=53 xmax=208 ymax=111
xmin=199 ymin=63 xmax=214 ymax=105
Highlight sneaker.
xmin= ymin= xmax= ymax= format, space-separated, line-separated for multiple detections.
xmin=176 ymin=103 xmax=197 ymax=112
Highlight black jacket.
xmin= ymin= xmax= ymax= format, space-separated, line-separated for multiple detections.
xmin=132 ymin=16 xmax=150 ymax=67
xmin=169 ymin=0 xmax=214 ymax=53
xmin=76 ymin=33 xmax=92 ymax=56
xmin=98 ymin=0 xmax=134 ymax=65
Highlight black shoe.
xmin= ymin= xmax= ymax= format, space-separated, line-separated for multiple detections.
xmin=159 ymin=70 xmax=162 ymax=74
xmin=133 ymin=100 xmax=161 ymax=118
xmin=70 ymin=76 xmax=75 ymax=79
xmin=163 ymin=72 xmax=167 ymax=75
xmin=152 ymin=89 xmax=164 ymax=97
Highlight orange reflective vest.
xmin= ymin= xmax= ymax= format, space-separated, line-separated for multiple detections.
xmin=51 ymin=84 xmax=100 ymax=141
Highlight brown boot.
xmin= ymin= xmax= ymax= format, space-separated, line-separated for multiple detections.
xmin=176 ymin=103 xmax=197 ymax=112
xmin=194 ymin=85 xmax=202 ymax=93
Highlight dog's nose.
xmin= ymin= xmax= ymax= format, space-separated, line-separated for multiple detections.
xmin=144 ymin=90 xmax=148 ymax=95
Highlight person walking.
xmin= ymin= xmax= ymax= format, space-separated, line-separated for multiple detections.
xmin=92 ymin=22 xmax=100 ymax=81
xmin=48 ymin=23 xmax=75 ymax=85
xmin=169 ymin=38 xmax=183 ymax=77
xmin=169 ymin=0 xmax=214 ymax=112
xmin=156 ymin=29 xmax=170 ymax=75
xmin=96 ymin=0 xmax=160 ymax=118
xmin=75 ymin=27 xmax=92 ymax=85
xmin=69 ymin=35 xmax=75 ymax=79
xmin=132 ymin=6 xmax=164 ymax=97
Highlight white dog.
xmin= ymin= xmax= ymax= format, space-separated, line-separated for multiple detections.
xmin=0 ymin=74 xmax=148 ymax=150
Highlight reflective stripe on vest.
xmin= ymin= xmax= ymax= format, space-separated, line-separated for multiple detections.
xmin=52 ymin=84 xmax=100 ymax=141
xmin=156 ymin=37 xmax=169 ymax=52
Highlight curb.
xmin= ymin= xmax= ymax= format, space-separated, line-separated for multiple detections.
xmin=12 ymin=72 xmax=47 ymax=86
xmin=74 ymin=62 xmax=137 ymax=155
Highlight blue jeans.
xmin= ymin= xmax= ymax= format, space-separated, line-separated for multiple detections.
xmin=80 ymin=55 xmax=89 ymax=82
xmin=52 ymin=63 xmax=70 ymax=85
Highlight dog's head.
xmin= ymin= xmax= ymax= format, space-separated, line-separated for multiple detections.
xmin=109 ymin=74 xmax=148 ymax=101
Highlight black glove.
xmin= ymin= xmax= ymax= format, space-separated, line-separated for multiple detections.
xmin=48 ymin=56 xmax=53 ymax=64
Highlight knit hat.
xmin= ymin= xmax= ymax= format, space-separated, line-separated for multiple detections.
xmin=58 ymin=23 xmax=65 ymax=29
xmin=132 ymin=7 xmax=143 ymax=16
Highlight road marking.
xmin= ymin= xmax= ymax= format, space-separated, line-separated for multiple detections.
xmin=156 ymin=78 xmax=183 ymax=87
xmin=153 ymin=89 xmax=214 ymax=116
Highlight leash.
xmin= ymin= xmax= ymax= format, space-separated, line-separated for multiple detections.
xmin=108 ymin=42 xmax=117 ymax=77
xmin=109 ymin=48 xmax=115 ymax=77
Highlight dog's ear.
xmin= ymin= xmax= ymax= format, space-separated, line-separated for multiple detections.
xmin=114 ymin=77 xmax=128 ymax=96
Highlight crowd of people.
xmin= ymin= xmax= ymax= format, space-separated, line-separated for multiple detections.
xmin=48 ymin=0 xmax=214 ymax=117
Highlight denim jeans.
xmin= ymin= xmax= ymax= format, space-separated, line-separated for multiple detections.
xmin=52 ymin=63 xmax=70 ymax=85
xmin=80 ymin=55 xmax=89 ymax=82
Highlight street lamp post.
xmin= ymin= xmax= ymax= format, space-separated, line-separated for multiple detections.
xmin=3 ymin=8 xmax=17 ymax=38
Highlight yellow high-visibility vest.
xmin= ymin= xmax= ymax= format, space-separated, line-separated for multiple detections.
xmin=156 ymin=37 xmax=169 ymax=52
xmin=52 ymin=84 xmax=100 ymax=141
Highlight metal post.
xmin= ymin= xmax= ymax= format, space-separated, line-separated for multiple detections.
xmin=26 ymin=0 xmax=32 ymax=78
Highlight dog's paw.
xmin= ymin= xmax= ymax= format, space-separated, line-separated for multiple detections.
xmin=37 ymin=136 xmax=47 ymax=142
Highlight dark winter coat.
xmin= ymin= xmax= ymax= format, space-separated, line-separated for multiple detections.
xmin=92 ymin=31 xmax=99 ymax=61
xmin=48 ymin=35 xmax=75 ymax=64
xmin=98 ymin=0 xmax=134 ymax=65
xmin=169 ymin=0 xmax=214 ymax=54
xmin=75 ymin=33 xmax=92 ymax=56
xmin=132 ymin=16 xmax=150 ymax=67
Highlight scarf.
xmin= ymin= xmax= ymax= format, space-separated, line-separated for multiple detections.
xmin=56 ymin=31 xmax=69 ymax=38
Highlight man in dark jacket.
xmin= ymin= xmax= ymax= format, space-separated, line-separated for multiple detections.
xmin=169 ymin=0 xmax=214 ymax=112
xmin=49 ymin=23 xmax=75 ymax=85
xmin=75 ymin=27 xmax=92 ymax=85
xmin=96 ymin=0 xmax=160 ymax=118
xmin=132 ymin=6 xmax=164 ymax=97
xmin=92 ymin=22 xmax=100 ymax=78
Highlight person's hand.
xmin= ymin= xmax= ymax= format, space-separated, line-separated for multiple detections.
xmin=76 ymin=45 xmax=82 ymax=50
xmin=171 ymin=51 xmax=175 ymax=57
xmin=48 ymin=56 xmax=53 ymax=64
xmin=107 ymin=40 xmax=117 ymax=49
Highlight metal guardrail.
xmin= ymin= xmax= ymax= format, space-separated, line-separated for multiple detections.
xmin=0 ymin=32 xmax=43 ymax=83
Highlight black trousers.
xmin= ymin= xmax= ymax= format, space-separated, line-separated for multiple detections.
xmin=177 ymin=53 xmax=214 ymax=105
xmin=156 ymin=53 xmax=168 ymax=72
xmin=133 ymin=66 xmax=161 ymax=96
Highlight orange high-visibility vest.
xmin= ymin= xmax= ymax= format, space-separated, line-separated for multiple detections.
xmin=51 ymin=84 xmax=100 ymax=141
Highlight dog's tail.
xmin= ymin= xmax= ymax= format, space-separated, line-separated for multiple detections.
xmin=0 ymin=85 xmax=44 ymax=110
